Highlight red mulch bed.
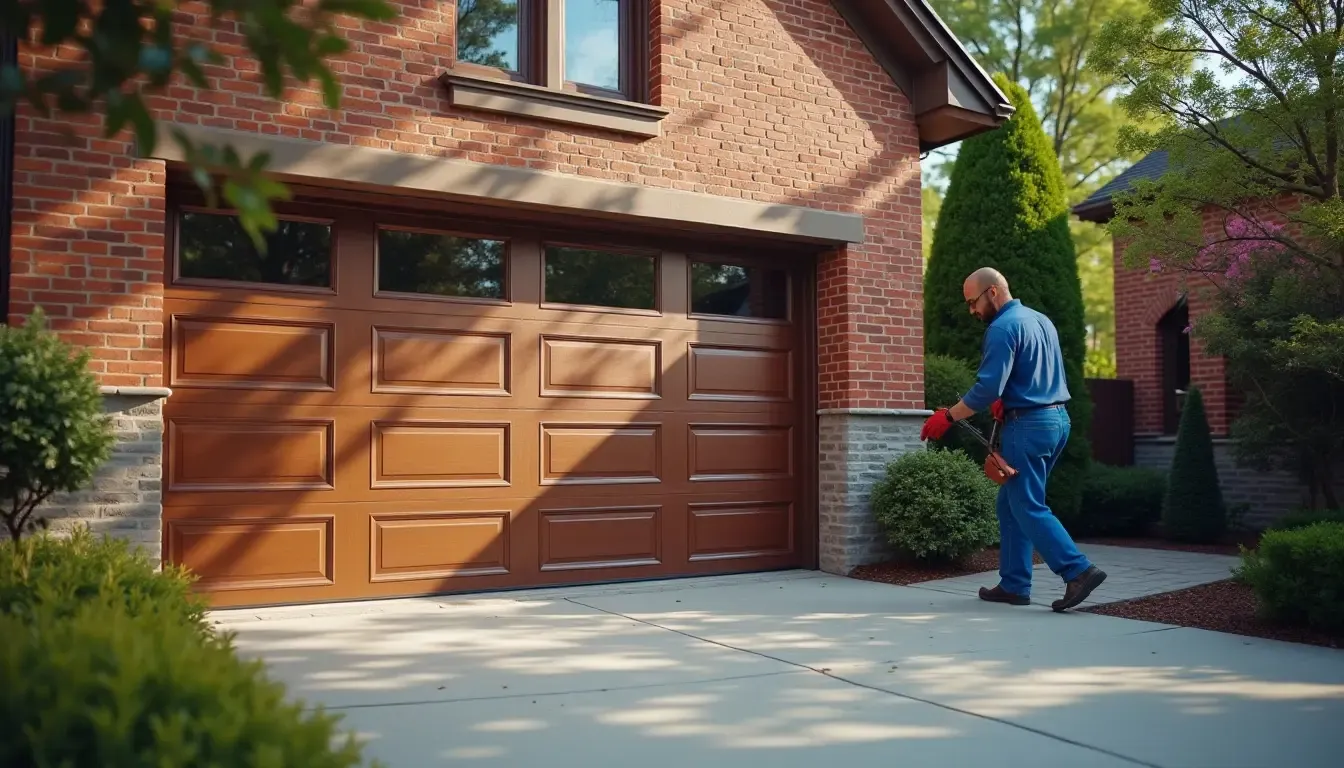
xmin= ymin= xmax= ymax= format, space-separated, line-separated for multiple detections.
xmin=849 ymin=546 xmax=1043 ymax=586
xmin=1078 ymin=529 xmax=1264 ymax=556
xmin=1080 ymin=579 xmax=1344 ymax=650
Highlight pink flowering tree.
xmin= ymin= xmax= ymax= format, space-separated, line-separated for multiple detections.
xmin=1092 ymin=0 xmax=1344 ymax=509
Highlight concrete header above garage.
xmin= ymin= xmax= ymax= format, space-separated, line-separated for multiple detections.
xmin=150 ymin=123 xmax=867 ymax=246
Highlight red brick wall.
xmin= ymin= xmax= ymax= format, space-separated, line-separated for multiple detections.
xmin=1112 ymin=196 xmax=1300 ymax=435
xmin=6 ymin=0 xmax=925 ymax=408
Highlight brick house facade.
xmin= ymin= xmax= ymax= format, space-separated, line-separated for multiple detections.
xmin=1074 ymin=156 xmax=1322 ymax=526
xmin=0 ymin=1 xmax=1010 ymax=606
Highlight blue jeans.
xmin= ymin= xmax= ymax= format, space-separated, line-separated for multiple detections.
xmin=995 ymin=405 xmax=1092 ymax=596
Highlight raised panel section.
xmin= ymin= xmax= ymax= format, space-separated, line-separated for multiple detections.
xmin=541 ymin=336 xmax=660 ymax=399
xmin=689 ymin=425 xmax=792 ymax=481
xmin=539 ymin=505 xmax=661 ymax=571
xmin=171 ymin=315 xmax=333 ymax=391
xmin=688 ymin=344 xmax=791 ymax=402
xmin=370 ymin=512 xmax=510 ymax=582
xmin=372 ymin=327 xmax=509 ymax=396
xmin=167 ymin=517 xmax=333 ymax=590
xmin=688 ymin=501 xmax=794 ymax=561
xmin=371 ymin=421 xmax=510 ymax=489
xmin=540 ymin=423 xmax=661 ymax=485
xmin=168 ymin=419 xmax=333 ymax=492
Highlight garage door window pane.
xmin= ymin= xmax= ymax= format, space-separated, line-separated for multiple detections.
xmin=177 ymin=211 xmax=331 ymax=288
xmin=377 ymin=229 xmax=507 ymax=300
xmin=690 ymin=261 xmax=787 ymax=319
xmin=544 ymin=246 xmax=656 ymax=310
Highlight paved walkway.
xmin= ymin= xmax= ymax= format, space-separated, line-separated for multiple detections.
xmin=908 ymin=543 xmax=1243 ymax=609
xmin=214 ymin=551 xmax=1343 ymax=768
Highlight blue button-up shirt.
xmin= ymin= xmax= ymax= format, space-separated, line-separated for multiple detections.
xmin=961 ymin=298 xmax=1072 ymax=412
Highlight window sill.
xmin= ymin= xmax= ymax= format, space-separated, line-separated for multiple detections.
xmin=439 ymin=72 xmax=669 ymax=139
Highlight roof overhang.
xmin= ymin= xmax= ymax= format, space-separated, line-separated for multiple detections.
xmin=830 ymin=0 xmax=1015 ymax=152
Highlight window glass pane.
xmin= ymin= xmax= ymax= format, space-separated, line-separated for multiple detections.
xmin=544 ymin=245 xmax=655 ymax=309
xmin=565 ymin=0 xmax=621 ymax=92
xmin=177 ymin=211 xmax=331 ymax=288
xmin=456 ymin=0 xmax=520 ymax=71
xmin=690 ymin=261 xmax=788 ymax=319
xmin=377 ymin=229 xmax=506 ymax=300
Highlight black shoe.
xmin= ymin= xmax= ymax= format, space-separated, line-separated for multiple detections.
xmin=979 ymin=585 xmax=1030 ymax=606
xmin=1052 ymin=566 xmax=1106 ymax=612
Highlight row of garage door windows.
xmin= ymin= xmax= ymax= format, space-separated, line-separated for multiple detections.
xmin=174 ymin=208 xmax=791 ymax=321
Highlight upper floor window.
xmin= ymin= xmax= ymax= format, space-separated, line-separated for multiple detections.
xmin=454 ymin=0 xmax=647 ymax=103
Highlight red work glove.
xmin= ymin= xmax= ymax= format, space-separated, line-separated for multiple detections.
xmin=991 ymin=399 xmax=1004 ymax=422
xmin=920 ymin=408 xmax=955 ymax=441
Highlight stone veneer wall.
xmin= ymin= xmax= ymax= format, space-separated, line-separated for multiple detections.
xmin=818 ymin=409 xmax=929 ymax=574
xmin=1133 ymin=436 xmax=1343 ymax=529
xmin=28 ymin=387 xmax=168 ymax=563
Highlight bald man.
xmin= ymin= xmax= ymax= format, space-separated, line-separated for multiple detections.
xmin=919 ymin=267 xmax=1106 ymax=612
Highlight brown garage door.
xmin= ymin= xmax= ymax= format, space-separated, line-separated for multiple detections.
xmin=161 ymin=192 xmax=814 ymax=608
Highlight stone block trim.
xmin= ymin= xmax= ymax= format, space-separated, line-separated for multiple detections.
xmin=818 ymin=409 xmax=928 ymax=574
xmin=1133 ymin=436 xmax=1344 ymax=529
xmin=30 ymin=392 xmax=166 ymax=562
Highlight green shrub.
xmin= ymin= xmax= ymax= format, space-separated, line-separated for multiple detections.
xmin=1161 ymin=385 xmax=1228 ymax=543
xmin=0 ymin=308 xmax=116 ymax=540
xmin=1235 ymin=522 xmax=1344 ymax=633
xmin=0 ymin=527 xmax=208 ymax=633
xmin=924 ymin=353 xmax=992 ymax=463
xmin=0 ymin=598 xmax=377 ymax=767
xmin=922 ymin=73 xmax=1092 ymax=526
xmin=870 ymin=447 xmax=999 ymax=564
xmin=1073 ymin=463 xmax=1167 ymax=537
xmin=1268 ymin=507 xmax=1344 ymax=532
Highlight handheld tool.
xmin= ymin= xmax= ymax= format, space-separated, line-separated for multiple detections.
xmin=955 ymin=418 xmax=1019 ymax=485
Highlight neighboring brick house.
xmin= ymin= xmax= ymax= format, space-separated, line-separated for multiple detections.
xmin=1073 ymin=154 xmax=1321 ymax=526
xmin=0 ymin=1 xmax=1011 ymax=607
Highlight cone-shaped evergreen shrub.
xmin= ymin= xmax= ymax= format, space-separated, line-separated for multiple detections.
xmin=923 ymin=73 xmax=1092 ymax=523
xmin=1161 ymin=386 xmax=1227 ymax=543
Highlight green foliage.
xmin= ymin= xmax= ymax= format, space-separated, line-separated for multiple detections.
xmin=1074 ymin=463 xmax=1166 ymax=536
xmin=0 ymin=528 xmax=208 ymax=633
xmin=1160 ymin=386 xmax=1227 ymax=543
xmin=0 ymin=0 xmax=397 ymax=247
xmin=1091 ymin=1 xmax=1344 ymax=510
xmin=870 ymin=448 xmax=1000 ymax=564
xmin=0 ymin=308 xmax=116 ymax=540
xmin=0 ymin=599 xmax=376 ymax=768
xmin=925 ymin=72 xmax=1092 ymax=523
xmin=1084 ymin=347 xmax=1116 ymax=379
xmin=1269 ymin=507 xmax=1344 ymax=533
xmin=1235 ymin=522 xmax=1344 ymax=633
xmin=924 ymin=353 xmax=992 ymax=463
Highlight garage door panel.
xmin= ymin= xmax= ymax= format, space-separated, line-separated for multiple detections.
xmin=164 ymin=514 xmax=336 ymax=592
xmin=165 ymin=202 xmax=810 ymax=607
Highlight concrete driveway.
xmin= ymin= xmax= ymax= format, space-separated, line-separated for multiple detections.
xmin=213 ymin=568 xmax=1344 ymax=768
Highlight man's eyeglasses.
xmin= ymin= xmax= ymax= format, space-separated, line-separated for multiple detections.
xmin=966 ymin=286 xmax=991 ymax=308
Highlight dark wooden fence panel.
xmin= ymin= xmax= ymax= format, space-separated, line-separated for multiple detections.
xmin=1086 ymin=377 xmax=1134 ymax=466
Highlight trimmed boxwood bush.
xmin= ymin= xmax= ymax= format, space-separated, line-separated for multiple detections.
xmin=0 ymin=528 xmax=208 ymax=632
xmin=870 ymin=447 xmax=999 ymax=564
xmin=1074 ymin=463 xmax=1167 ymax=537
xmin=0 ymin=598 xmax=375 ymax=768
xmin=0 ymin=529 xmax=379 ymax=767
xmin=1235 ymin=521 xmax=1344 ymax=633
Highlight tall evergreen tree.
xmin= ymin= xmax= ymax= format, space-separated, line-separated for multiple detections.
xmin=923 ymin=72 xmax=1093 ymax=526
xmin=1160 ymin=385 xmax=1227 ymax=543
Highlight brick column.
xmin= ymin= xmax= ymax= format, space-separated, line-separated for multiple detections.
xmin=815 ymin=218 xmax=927 ymax=574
